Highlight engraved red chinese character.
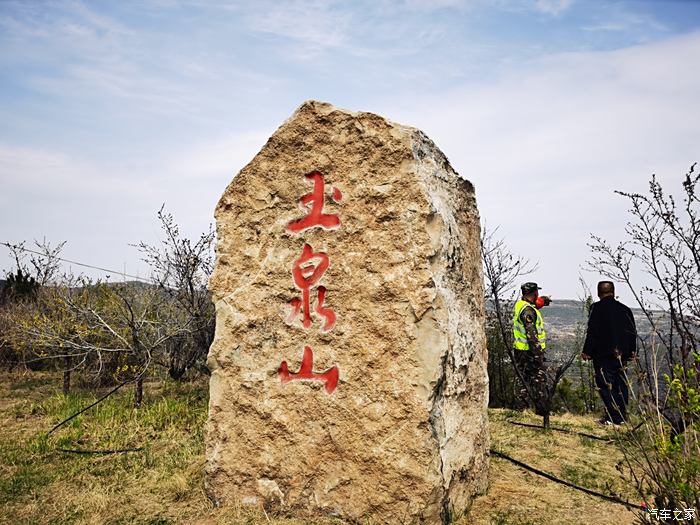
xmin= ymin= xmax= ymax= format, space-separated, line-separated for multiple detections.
xmin=279 ymin=345 xmax=339 ymax=394
xmin=287 ymin=171 xmax=342 ymax=234
xmin=287 ymin=243 xmax=336 ymax=332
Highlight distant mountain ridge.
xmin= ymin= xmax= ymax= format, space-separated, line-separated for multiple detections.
xmin=528 ymin=299 xmax=656 ymax=352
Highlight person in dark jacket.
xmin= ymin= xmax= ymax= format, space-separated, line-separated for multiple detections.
xmin=582 ymin=281 xmax=637 ymax=425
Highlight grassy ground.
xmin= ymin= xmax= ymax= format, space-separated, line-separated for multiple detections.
xmin=0 ymin=371 xmax=642 ymax=524
xmin=472 ymin=409 xmax=640 ymax=524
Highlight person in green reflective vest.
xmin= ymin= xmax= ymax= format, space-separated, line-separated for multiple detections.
xmin=512 ymin=282 xmax=550 ymax=416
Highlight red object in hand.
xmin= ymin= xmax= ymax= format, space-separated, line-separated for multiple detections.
xmin=535 ymin=296 xmax=551 ymax=309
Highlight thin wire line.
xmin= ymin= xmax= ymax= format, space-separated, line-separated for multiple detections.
xmin=1 ymin=242 xmax=154 ymax=284
xmin=491 ymin=449 xmax=646 ymax=510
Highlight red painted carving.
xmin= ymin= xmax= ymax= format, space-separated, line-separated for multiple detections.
xmin=279 ymin=170 xmax=343 ymax=394
xmin=314 ymin=286 xmax=336 ymax=332
xmin=279 ymin=345 xmax=339 ymax=394
xmin=289 ymin=243 xmax=336 ymax=332
xmin=287 ymin=171 xmax=341 ymax=233
xmin=286 ymin=297 xmax=302 ymax=325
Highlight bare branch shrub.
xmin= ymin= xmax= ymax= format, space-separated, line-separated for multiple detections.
xmin=134 ymin=206 xmax=215 ymax=380
xmin=481 ymin=225 xmax=579 ymax=428
xmin=481 ymin=224 xmax=537 ymax=408
xmin=588 ymin=164 xmax=700 ymax=517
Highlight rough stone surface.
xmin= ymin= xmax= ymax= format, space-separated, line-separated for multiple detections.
xmin=205 ymin=101 xmax=489 ymax=523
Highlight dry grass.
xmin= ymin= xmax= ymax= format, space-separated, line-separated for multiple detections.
xmin=463 ymin=410 xmax=640 ymax=524
xmin=0 ymin=371 xmax=642 ymax=524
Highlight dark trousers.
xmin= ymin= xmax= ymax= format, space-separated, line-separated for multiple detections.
xmin=593 ymin=358 xmax=629 ymax=424
xmin=514 ymin=349 xmax=548 ymax=417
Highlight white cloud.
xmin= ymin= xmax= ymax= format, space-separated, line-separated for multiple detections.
xmin=399 ymin=0 xmax=574 ymax=15
xmin=1 ymin=1 xmax=697 ymax=299
xmin=63 ymin=0 xmax=132 ymax=36
xmin=0 ymin=128 xmax=274 ymax=280
xmin=163 ymin=132 xmax=272 ymax=182
xmin=0 ymin=1 xmax=281 ymax=124
xmin=0 ymin=1 xmax=130 ymax=48
xmin=384 ymin=31 xmax=700 ymax=300
xmin=534 ymin=0 xmax=573 ymax=16
xmin=245 ymin=0 xmax=352 ymax=59
xmin=0 ymin=143 xmax=154 ymax=279
xmin=402 ymin=0 xmax=475 ymax=10
xmin=0 ymin=144 xmax=120 ymax=193
xmin=144 ymin=131 xmax=274 ymax=244
xmin=582 ymin=11 xmax=668 ymax=35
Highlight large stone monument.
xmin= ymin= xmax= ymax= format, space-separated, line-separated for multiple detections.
xmin=205 ymin=101 xmax=489 ymax=523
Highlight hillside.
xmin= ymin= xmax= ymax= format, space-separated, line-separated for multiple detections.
xmin=0 ymin=372 xmax=642 ymax=525
xmin=533 ymin=299 xmax=657 ymax=356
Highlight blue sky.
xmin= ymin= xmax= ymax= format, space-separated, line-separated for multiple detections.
xmin=1 ymin=0 xmax=700 ymax=302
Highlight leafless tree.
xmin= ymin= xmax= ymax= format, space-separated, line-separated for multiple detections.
xmin=587 ymin=164 xmax=700 ymax=406
xmin=588 ymin=164 xmax=700 ymax=515
xmin=4 ymin=277 xmax=184 ymax=405
xmin=134 ymin=206 xmax=215 ymax=380
xmin=2 ymin=239 xmax=66 ymax=287
xmin=1 ymin=237 xmax=190 ymax=404
xmin=481 ymin=225 xmax=537 ymax=407
xmin=97 ymin=281 xmax=185 ymax=406
xmin=481 ymin=225 xmax=578 ymax=428
xmin=1 ymin=240 xmax=65 ymax=375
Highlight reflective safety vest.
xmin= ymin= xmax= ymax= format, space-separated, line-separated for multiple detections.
xmin=513 ymin=299 xmax=546 ymax=351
